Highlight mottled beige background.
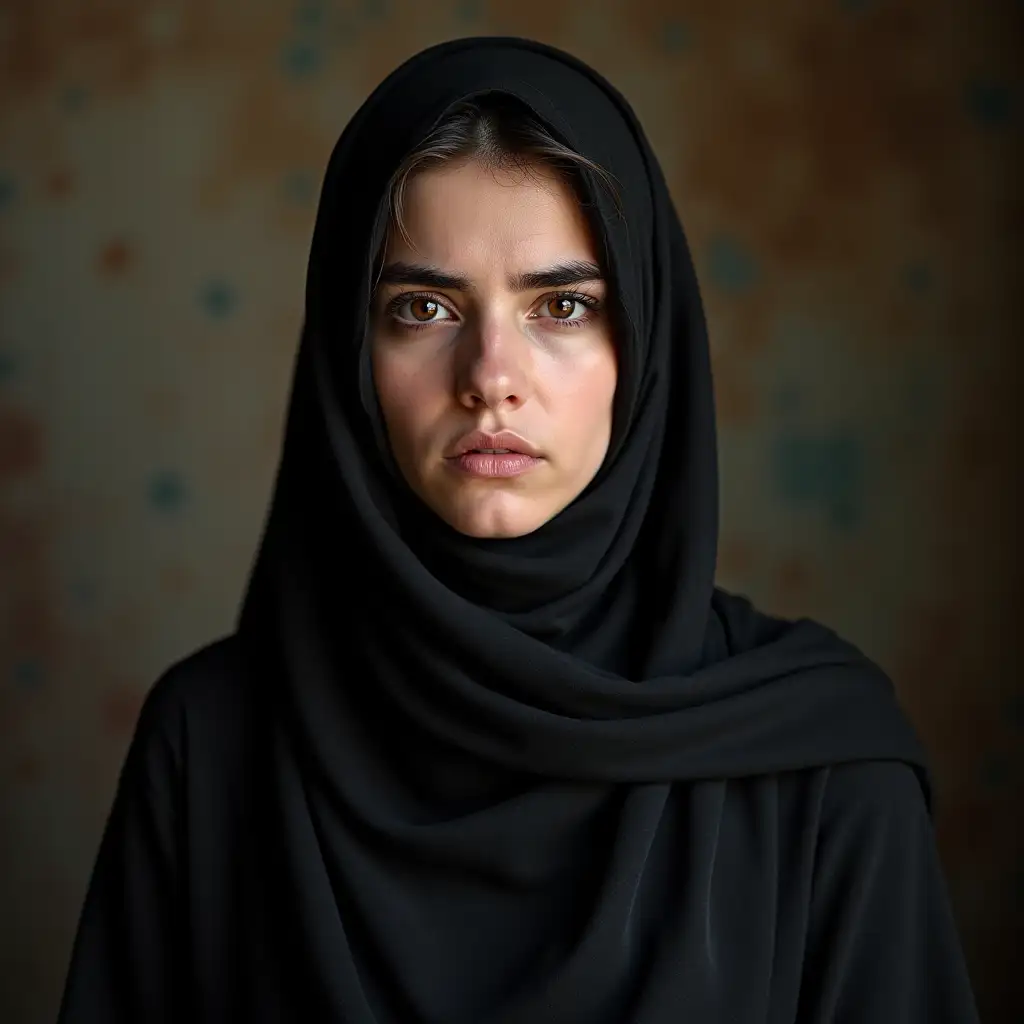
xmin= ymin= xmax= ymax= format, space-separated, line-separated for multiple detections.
xmin=0 ymin=1 xmax=1020 ymax=1021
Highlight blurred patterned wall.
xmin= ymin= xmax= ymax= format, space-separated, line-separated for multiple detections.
xmin=0 ymin=1 xmax=1020 ymax=1021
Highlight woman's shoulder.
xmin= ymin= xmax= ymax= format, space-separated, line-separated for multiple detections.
xmin=128 ymin=634 xmax=262 ymax=773
xmin=811 ymin=759 xmax=935 ymax=864
xmin=820 ymin=759 xmax=930 ymax=821
xmin=142 ymin=634 xmax=248 ymax=715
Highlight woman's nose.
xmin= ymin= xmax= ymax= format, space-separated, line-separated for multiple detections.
xmin=454 ymin=315 xmax=533 ymax=412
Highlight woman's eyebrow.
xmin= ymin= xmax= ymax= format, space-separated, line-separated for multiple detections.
xmin=379 ymin=262 xmax=470 ymax=290
xmin=509 ymin=260 xmax=604 ymax=291
xmin=378 ymin=259 xmax=603 ymax=292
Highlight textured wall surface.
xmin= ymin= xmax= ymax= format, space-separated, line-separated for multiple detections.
xmin=0 ymin=1 xmax=1020 ymax=1021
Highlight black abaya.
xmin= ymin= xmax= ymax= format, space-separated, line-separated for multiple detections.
xmin=58 ymin=37 xmax=979 ymax=1023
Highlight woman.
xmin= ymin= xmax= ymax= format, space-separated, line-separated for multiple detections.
xmin=58 ymin=37 xmax=979 ymax=1023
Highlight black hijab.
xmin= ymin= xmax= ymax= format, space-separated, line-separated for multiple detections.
xmin=237 ymin=36 xmax=930 ymax=1022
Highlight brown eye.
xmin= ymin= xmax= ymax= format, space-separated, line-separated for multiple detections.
xmin=547 ymin=296 xmax=575 ymax=319
xmin=389 ymin=295 xmax=454 ymax=326
xmin=410 ymin=297 xmax=439 ymax=321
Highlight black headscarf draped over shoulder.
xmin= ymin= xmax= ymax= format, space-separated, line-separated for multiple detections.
xmin=235 ymin=35 xmax=936 ymax=1023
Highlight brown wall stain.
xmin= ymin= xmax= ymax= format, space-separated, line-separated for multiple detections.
xmin=0 ymin=406 xmax=44 ymax=481
xmin=97 ymin=237 xmax=133 ymax=277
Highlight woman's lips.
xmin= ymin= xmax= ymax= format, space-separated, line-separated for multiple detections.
xmin=447 ymin=452 xmax=543 ymax=478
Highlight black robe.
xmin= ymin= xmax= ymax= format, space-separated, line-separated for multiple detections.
xmin=58 ymin=37 xmax=979 ymax=1023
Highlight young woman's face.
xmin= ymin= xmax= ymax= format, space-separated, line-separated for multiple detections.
xmin=370 ymin=158 xmax=618 ymax=539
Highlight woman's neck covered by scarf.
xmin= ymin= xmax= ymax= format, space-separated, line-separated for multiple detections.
xmin=238 ymin=35 xmax=926 ymax=795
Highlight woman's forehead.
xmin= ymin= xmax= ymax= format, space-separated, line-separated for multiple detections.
xmin=385 ymin=160 xmax=601 ymax=277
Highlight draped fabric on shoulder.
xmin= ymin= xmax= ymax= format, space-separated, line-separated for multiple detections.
xmin=232 ymin=36 xmax=948 ymax=1021
xmin=242 ymin=37 xmax=927 ymax=783
xmin=59 ymin=37 xmax=980 ymax=1024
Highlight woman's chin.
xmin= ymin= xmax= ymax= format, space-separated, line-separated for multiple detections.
xmin=433 ymin=492 xmax=556 ymax=539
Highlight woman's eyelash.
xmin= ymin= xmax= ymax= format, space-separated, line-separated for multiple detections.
xmin=384 ymin=290 xmax=603 ymax=330
xmin=532 ymin=291 xmax=603 ymax=330
xmin=384 ymin=291 xmax=453 ymax=323
xmin=543 ymin=291 xmax=603 ymax=313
